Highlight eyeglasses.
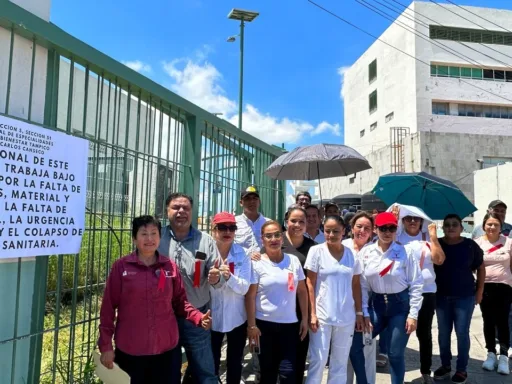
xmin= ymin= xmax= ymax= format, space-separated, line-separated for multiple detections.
xmin=216 ymin=224 xmax=237 ymax=232
xmin=403 ymin=216 xmax=420 ymax=223
xmin=262 ymin=232 xmax=283 ymax=240
xmin=378 ymin=226 xmax=397 ymax=233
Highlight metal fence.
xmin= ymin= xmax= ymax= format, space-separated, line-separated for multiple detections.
xmin=0 ymin=2 xmax=285 ymax=383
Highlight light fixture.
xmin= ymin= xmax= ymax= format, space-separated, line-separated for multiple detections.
xmin=227 ymin=8 xmax=259 ymax=22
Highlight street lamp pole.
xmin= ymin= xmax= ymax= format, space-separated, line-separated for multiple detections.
xmin=227 ymin=8 xmax=259 ymax=131
xmin=238 ymin=18 xmax=245 ymax=131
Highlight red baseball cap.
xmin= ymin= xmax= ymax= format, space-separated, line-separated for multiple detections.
xmin=375 ymin=212 xmax=398 ymax=227
xmin=212 ymin=212 xmax=236 ymax=225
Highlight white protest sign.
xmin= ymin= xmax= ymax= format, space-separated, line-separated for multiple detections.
xmin=0 ymin=115 xmax=88 ymax=259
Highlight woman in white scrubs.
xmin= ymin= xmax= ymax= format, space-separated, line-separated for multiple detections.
xmin=342 ymin=212 xmax=377 ymax=384
xmin=304 ymin=215 xmax=365 ymax=384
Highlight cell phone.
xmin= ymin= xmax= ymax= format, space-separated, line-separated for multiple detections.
xmin=250 ymin=338 xmax=260 ymax=354
xmin=195 ymin=251 xmax=207 ymax=261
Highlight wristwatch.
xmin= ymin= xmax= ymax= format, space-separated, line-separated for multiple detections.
xmin=356 ymin=311 xmax=364 ymax=316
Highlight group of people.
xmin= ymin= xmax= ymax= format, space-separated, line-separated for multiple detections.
xmin=97 ymin=186 xmax=512 ymax=384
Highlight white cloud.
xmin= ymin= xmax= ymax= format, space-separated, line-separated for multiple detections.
xmin=123 ymin=60 xmax=152 ymax=74
xmin=163 ymin=56 xmax=341 ymax=145
xmin=338 ymin=65 xmax=350 ymax=100
xmin=163 ymin=59 xmax=236 ymax=116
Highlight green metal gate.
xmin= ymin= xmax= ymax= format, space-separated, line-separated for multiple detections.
xmin=0 ymin=2 xmax=285 ymax=383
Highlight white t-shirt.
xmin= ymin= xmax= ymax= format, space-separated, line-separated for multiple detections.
xmin=304 ymin=243 xmax=362 ymax=326
xmin=405 ymin=240 xmax=436 ymax=293
xmin=397 ymin=231 xmax=430 ymax=245
xmin=251 ymin=253 xmax=305 ymax=324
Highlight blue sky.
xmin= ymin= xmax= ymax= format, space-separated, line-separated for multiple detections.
xmin=50 ymin=0 xmax=511 ymax=150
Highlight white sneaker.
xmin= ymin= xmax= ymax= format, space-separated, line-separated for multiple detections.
xmin=482 ymin=352 xmax=497 ymax=371
xmin=497 ymin=355 xmax=510 ymax=375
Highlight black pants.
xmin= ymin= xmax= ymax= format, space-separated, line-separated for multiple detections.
xmin=416 ymin=292 xmax=436 ymax=375
xmin=211 ymin=322 xmax=247 ymax=384
xmin=257 ymin=319 xmax=298 ymax=384
xmin=480 ymin=283 xmax=512 ymax=356
xmin=296 ymin=333 xmax=309 ymax=384
xmin=115 ymin=347 xmax=182 ymax=384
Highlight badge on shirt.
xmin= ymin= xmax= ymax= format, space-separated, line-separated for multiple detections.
xmin=288 ymin=272 xmax=295 ymax=291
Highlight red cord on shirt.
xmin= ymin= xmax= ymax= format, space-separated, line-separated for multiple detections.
xmin=193 ymin=260 xmax=201 ymax=287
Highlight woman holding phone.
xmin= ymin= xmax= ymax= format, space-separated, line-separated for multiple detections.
xmin=209 ymin=212 xmax=252 ymax=383
xmin=245 ymin=220 xmax=309 ymax=384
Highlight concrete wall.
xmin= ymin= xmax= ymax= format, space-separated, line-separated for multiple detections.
xmin=342 ymin=10 xmax=417 ymax=156
xmin=321 ymin=133 xmax=422 ymax=198
xmin=322 ymin=131 xmax=512 ymax=207
xmin=473 ymin=163 xmax=512 ymax=225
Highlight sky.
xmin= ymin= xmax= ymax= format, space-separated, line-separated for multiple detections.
xmin=49 ymin=0 xmax=512 ymax=201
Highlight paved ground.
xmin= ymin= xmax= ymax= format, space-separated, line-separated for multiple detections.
xmin=217 ymin=310 xmax=512 ymax=383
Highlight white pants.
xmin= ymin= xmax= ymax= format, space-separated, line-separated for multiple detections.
xmin=346 ymin=337 xmax=377 ymax=384
xmin=306 ymin=323 xmax=354 ymax=384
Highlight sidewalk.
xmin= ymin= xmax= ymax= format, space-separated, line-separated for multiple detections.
xmin=228 ymin=310 xmax=512 ymax=383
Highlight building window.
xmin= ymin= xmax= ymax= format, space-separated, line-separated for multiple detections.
xmin=430 ymin=25 xmax=512 ymax=46
xmin=369 ymin=90 xmax=377 ymax=114
xmin=370 ymin=122 xmax=377 ymax=131
xmin=432 ymin=102 xmax=449 ymax=115
xmin=442 ymin=102 xmax=512 ymax=119
xmin=360 ymin=129 xmax=365 ymax=137
xmin=385 ymin=112 xmax=394 ymax=122
xmin=481 ymin=156 xmax=512 ymax=168
xmin=369 ymin=59 xmax=377 ymax=83
xmin=431 ymin=64 xmax=512 ymax=82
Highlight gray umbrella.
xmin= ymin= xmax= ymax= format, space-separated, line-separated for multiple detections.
xmin=265 ymin=143 xmax=371 ymax=200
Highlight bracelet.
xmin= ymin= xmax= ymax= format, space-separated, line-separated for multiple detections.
xmin=356 ymin=312 xmax=364 ymax=316
xmin=248 ymin=325 xmax=257 ymax=329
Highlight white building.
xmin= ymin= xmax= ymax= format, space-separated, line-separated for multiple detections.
xmin=288 ymin=180 xmax=320 ymax=205
xmin=322 ymin=1 xmax=512 ymax=211
xmin=474 ymin=162 xmax=512 ymax=225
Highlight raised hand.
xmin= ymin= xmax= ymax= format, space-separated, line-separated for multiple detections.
xmin=391 ymin=204 xmax=400 ymax=220
xmin=428 ymin=222 xmax=437 ymax=240
xmin=208 ymin=259 xmax=221 ymax=285
xmin=218 ymin=258 xmax=231 ymax=281
xmin=201 ymin=309 xmax=212 ymax=330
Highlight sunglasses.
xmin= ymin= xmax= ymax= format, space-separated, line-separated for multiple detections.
xmin=378 ymin=226 xmax=397 ymax=233
xmin=216 ymin=224 xmax=237 ymax=232
xmin=403 ymin=216 xmax=421 ymax=223
xmin=263 ymin=232 xmax=283 ymax=240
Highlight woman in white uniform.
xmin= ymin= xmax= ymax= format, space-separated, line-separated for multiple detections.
xmin=245 ymin=220 xmax=309 ymax=384
xmin=388 ymin=204 xmax=445 ymax=383
xmin=349 ymin=212 xmax=424 ymax=384
xmin=305 ymin=215 xmax=364 ymax=384
xmin=343 ymin=212 xmax=377 ymax=384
